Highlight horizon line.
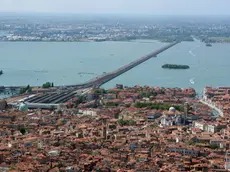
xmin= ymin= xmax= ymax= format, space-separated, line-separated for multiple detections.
xmin=0 ymin=11 xmax=230 ymax=17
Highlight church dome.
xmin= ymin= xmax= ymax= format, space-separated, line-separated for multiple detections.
xmin=19 ymin=102 xmax=28 ymax=111
xmin=169 ymin=107 xmax=176 ymax=112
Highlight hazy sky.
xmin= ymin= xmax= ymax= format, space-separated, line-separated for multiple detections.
xmin=0 ymin=0 xmax=229 ymax=15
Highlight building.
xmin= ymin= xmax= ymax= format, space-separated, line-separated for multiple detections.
xmin=116 ymin=84 xmax=123 ymax=89
xmin=104 ymin=94 xmax=116 ymax=100
xmin=193 ymin=121 xmax=206 ymax=130
xmin=168 ymin=146 xmax=200 ymax=156
xmin=146 ymin=112 xmax=162 ymax=121
xmin=78 ymin=109 xmax=97 ymax=116
xmin=86 ymin=92 xmax=95 ymax=101
xmin=193 ymin=121 xmax=226 ymax=133
xmin=0 ymin=99 xmax=7 ymax=110
xmin=160 ymin=107 xmax=183 ymax=126
xmin=225 ymin=152 xmax=230 ymax=170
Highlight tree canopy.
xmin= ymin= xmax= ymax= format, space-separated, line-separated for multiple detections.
xmin=134 ymin=102 xmax=183 ymax=111
xmin=20 ymin=85 xmax=32 ymax=94
xmin=42 ymin=82 xmax=54 ymax=88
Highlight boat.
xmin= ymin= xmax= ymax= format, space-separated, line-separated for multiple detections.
xmin=189 ymin=78 xmax=195 ymax=85
xmin=0 ymin=70 xmax=3 ymax=75
xmin=206 ymin=43 xmax=212 ymax=47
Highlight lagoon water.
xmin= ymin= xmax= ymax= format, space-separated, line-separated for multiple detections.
xmin=0 ymin=39 xmax=230 ymax=96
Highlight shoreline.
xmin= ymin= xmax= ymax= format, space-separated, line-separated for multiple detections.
xmin=0 ymin=38 xmax=193 ymax=43
xmin=1 ymin=39 xmax=230 ymax=44
xmin=0 ymin=85 xmax=210 ymax=100
xmin=0 ymin=40 xmax=229 ymax=97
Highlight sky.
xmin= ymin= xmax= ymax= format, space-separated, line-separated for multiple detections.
xmin=0 ymin=0 xmax=229 ymax=15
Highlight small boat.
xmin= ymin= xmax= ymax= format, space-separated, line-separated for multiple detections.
xmin=0 ymin=70 xmax=3 ymax=75
xmin=189 ymin=78 xmax=195 ymax=84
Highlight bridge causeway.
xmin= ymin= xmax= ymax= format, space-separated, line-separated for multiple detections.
xmin=7 ymin=42 xmax=179 ymax=107
xmin=67 ymin=41 xmax=179 ymax=89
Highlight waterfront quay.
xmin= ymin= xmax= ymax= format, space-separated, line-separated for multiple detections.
xmin=201 ymin=86 xmax=230 ymax=117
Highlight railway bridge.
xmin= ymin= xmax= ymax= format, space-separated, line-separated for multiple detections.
xmin=7 ymin=42 xmax=179 ymax=108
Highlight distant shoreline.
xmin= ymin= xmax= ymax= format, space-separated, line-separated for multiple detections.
xmin=0 ymin=40 xmax=229 ymax=44
xmin=0 ymin=39 xmax=189 ymax=43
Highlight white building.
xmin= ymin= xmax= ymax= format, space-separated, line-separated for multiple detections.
xmin=79 ymin=109 xmax=97 ymax=116
xmin=193 ymin=121 xmax=205 ymax=130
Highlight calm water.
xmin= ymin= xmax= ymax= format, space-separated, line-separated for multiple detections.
xmin=0 ymin=31 xmax=8 ymax=36
xmin=0 ymin=40 xmax=230 ymax=97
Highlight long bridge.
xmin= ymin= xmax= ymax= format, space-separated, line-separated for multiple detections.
xmin=66 ymin=41 xmax=179 ymax=89
xmin=7 ymin=42 xmax=179 ymax=108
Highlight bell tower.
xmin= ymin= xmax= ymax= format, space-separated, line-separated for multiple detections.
xmin=102 ymin=118 xmax=107 ymax=140
xmin=184 ymin=102 xmax=189 ymax=125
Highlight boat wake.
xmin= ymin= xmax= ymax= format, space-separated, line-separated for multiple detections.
xmin=78 ymin=72 xmax=96 ymax=75
xmin=34 ymin=70 xmax=48 ymax=73
xmin=189 ymin=50 xmax=196 ymax=57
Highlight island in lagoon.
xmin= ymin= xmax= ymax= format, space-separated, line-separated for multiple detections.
xmin=162 ymin=64 xmax=190 ymax=69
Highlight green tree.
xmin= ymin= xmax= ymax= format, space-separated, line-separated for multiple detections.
xmin=53 ymin=142 xmax=60 ymax=147
xmin=117 ymin=119 xmax=135 ymax=126
xmin=75 ymin=96 xmax=86 ymax=106
xmin=20 ymin=88 xmax=24 ymax=94
xmin=94 ymin=89 xmax=106 ymax=94
xmin=187 ymin=140 xmax=195 ymax=145
xmin=20 ymin=128 xmax=27 ymax=135
xmin=152 ymin=92 xmax=158 ymax=96
xmin=105 ymin=102 xmax=118 ymax=107
xmin=42 ymin=82 xmax=52 ymax=88
xmin=210 ymin=144 xmax=219 ymax=149
xmin=20 ymin=85 xmax=32 ymax=94
xmin=134 ymin=102 xmax=183 ymax=111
